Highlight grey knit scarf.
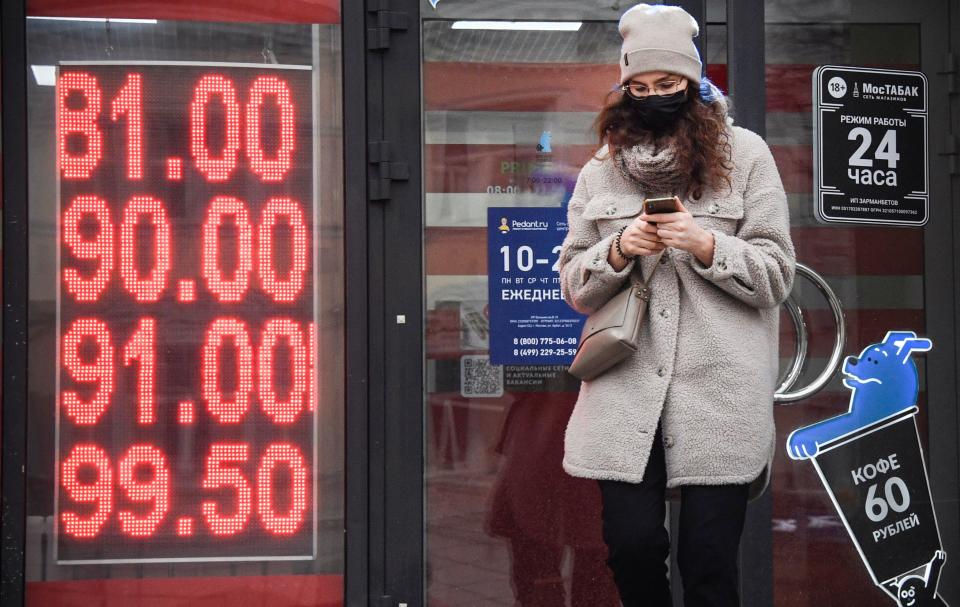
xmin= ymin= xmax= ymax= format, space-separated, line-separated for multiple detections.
xmin=614 ymin=82 xmax=732 ymax=198
xmin=614 ymin=137 xmax=689 ymax=198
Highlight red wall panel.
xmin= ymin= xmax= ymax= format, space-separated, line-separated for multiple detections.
xmin=27 ymin=0 xmax=339 ymax=23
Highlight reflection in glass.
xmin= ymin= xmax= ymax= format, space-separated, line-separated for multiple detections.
xmin=423 ymin=11 xmax=933 ymax=607
xmin=423 ymin=19 xmax=639 ymax=606
xmin=765 ymin=22 xmax=925 ymax=607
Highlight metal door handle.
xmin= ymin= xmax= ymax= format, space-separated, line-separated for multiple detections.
xmin=774 ymin=262 xmax=846 ymax=403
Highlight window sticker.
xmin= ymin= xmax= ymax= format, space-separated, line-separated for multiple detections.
xmin=813 ymin=66 xmax=928 ymax=227
xmin=787 ymin=332 xmax=948 ymax=605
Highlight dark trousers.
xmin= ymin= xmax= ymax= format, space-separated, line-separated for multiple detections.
xmin=597 ymin=425 xmax=750 ymax=607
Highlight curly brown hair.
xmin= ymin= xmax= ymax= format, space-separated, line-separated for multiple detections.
xmin=591 ymin=78 xmax=734 ymax=199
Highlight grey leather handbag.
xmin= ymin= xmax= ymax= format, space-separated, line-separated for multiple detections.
xmin=567 ymin=251 xmax=664 ymax=381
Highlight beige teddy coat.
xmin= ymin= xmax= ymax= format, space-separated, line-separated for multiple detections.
xmin=558 ymin=126 xmax=796 ymax=499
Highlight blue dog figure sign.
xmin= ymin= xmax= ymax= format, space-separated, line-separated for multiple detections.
xmin=787 ymin=331 xmax=949 ymax=605
xmin=787 ymin=331 xmax=931 ymax=459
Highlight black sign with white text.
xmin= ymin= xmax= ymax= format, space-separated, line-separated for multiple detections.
xmin=813 ymin=65 xmax=928 ymax=226
xmin=813 ymin=410 xmax=941 ymax=585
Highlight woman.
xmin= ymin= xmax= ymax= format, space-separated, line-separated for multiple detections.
xmin=557 ymin=4 xmax=796 ymax=607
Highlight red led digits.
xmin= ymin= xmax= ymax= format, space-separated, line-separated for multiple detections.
xmin=257 ymin=444 xmax=308 ymax=536
xmin=120 ymin=196 xmax=171 ymax=302
xmin=202 ymin=196 xmax=253 ymax=303
xmin=57 ymin=67 xmax=315 ymax=560
xmin=177 ymin=279 xmax=197 ymax=303
xmin=190 ymin=74 xmax=241 ymax=182
xmin=117 ymin=445 xmax=170 ymax=537
xmin=259 ymin=319 xmax=309 ymax=424
xmin=165 ymin=157 xmax=184 ymax=181
xmin=177 ymin=401 xmax=196 ymax=424
xmin=123 ymin=318 xmax=157 ymax=425
xmin=62 ymin=318 xmax=115 ymax=425
xmin=246 ymin=75 xmax=295 ymax=182
xmin=57 ymin=72 xmax=103 ymax=179
xmin=63 ymin=195 xmax=114 ymax=303
xmin=259 ymin=197 xmax=308 ymax=303
xmin=110 ymin=73 xmax=144 ymax=180
xmin=202 ymin=318 xmax=254 ymax=424
xmin=308 ymin=322 xmax=317 ymax=413
xmin=176 ymin=517 xmax=195 ymax=537
xmin=201 ymin=443 xmax=252 ymax=536
xmin=60 ymin=444 xmax=113 ymax=538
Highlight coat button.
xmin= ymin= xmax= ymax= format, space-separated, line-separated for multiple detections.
xmin=707 ymin=203 xmax=719 ymax=214
xmin=656 ymin=366 xmax=665 ymax=377
xmin=659 ymin=255 xmax=668 ymax=265
xmin=605 ymin=207 xmax=615 ymax=215
xmin=659 ymin=308 xmax=670 ymax=318
xmin=664 ymin=435 xmax=675 ymax=448
xmin=717 ymin=260 xmax=728 ymax=271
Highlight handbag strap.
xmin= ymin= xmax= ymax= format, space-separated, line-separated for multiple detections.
xmin=632 ymin=249 xmax=666 ymax=302
xmin=643 ymin=250 xmax=666 ymax=285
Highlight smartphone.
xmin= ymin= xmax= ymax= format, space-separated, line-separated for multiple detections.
xmin=643 ymin=196 xmax=678 ymax=215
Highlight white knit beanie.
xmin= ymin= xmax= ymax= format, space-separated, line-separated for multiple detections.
xmin=618 ymin=3 xmax=702 ymax=85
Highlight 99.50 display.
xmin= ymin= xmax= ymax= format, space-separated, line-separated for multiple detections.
xmin=55 ymin=63 xmax=316 ymax=563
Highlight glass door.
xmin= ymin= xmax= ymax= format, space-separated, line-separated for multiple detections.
xmin=760 ymin=2 xmax=957 ymax=605
xmin=416 ymin=1 xmax=957 ymax=605
xmin=420 ymin=3 xmax=723 ymax=605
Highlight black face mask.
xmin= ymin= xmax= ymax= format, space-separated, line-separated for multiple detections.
xmin=633 ymin=90 xmax=687 ymax=131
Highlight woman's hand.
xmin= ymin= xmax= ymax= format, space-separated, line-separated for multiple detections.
xmin=621 ymin=217 xmax=665 ymax=257
xmin=639 ymin=197 xmax=715 ymax=266
xmin=608 ymin=215 xmax=664 ymax=270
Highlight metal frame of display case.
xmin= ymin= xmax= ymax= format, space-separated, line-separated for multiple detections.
xmin=2 ymin=0 xmax=31 ymax=603
xmin=344 ymin=1 xmax=371 ymax=605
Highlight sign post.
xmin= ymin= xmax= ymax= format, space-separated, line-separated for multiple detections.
xmin=813 ymin=66 xmax=928 ymax=226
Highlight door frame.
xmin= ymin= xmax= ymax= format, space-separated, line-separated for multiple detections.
xmin=721 ymin=1 xmax=775 ymax=604
xmin=383 ymin=0 xmax=960 ymax=605
xmin=360 ymin=0 xmax=425 ymax=605
xmin=383 ymin=0 xmax=781 ymax=604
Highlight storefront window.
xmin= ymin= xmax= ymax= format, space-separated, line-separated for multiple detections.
xmin=23 ymin=9 xmax=344 ymax=605
xmin=420 ymin=3 xmax=953 ymax=606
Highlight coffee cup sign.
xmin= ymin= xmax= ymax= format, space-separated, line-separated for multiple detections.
xmin=787 ymin=331 xmax=949 ymax=605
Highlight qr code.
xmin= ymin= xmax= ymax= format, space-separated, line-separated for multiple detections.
xmin=460 ymin=355 xmax=504 ymax=398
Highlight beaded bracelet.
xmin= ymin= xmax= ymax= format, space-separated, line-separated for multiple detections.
xmin=614 ymin=225 xmax=635 ymax=261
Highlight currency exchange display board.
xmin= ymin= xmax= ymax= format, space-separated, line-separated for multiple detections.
xmin=54 ymin=63 xmax=317 ymax=563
